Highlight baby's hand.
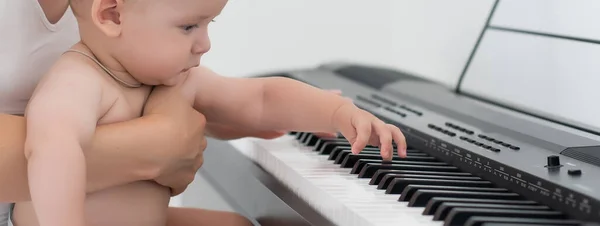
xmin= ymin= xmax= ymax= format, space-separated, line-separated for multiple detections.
xmin=332 ymin=102 xmax=407 ymax=160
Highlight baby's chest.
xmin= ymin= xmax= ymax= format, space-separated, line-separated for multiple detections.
xmin=98 ymin=86 xmax=152 ymax=125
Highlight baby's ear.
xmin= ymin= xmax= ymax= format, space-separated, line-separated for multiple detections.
xmin=90 ymin=0 xmax=124 ymax=37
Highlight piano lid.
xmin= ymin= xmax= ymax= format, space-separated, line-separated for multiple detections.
xmin=457 ymin=0 xmax=600 ymax=136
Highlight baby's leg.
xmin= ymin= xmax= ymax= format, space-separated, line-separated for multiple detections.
xmin=167 ymin=207 xmax=253 ymax=226
xmin=12 ymin=181 xmax=170 ymax=226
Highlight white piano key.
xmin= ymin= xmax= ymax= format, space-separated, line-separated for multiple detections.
xmin=230 ymin=136 xmax=442 ymax=226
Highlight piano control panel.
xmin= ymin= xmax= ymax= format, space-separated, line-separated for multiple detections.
xmin=268 ymin=63 xmax=600 ymax=223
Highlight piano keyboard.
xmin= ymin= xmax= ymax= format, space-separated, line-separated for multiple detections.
xmin=230 ymin=132 xmax=584 ymax=226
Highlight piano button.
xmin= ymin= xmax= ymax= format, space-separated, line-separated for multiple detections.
xmin=464 ymin=216 xmax=582 ymax=226
xmin=400 ymin=185 xmax=508 ymax=202
xmin=423 ymin=197 xmax=539 ymax=215
xmin=434 ymin=202 xmax=550 ymax=221
xmin=387 ymin=179 xmax=494 ymax=195
xmin=302 ymin=134 xmax=321 ymax=146
xmin=289 ymin=131 xmax=298 ymax=135
xmin=370 ymin=170 xmax=472 ymax=185
xmin=445 ymin=208 xmax=565 ymax=226
xmin=408 ymin=190 xmax=521 ymax=207
xmin=357 ymin=163 xmax=461 ymax=178
xmin=377 ymin=174 xmax=483 ymax=190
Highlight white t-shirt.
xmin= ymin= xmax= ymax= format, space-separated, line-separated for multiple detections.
xmin=0 ymin=0 xmax=79 ymax=115
xmin=0 ymin=0 xmax=79 ymax=225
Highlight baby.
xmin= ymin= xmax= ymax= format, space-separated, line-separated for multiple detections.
xmin=15 ymin=0 xmax=408 ymax=225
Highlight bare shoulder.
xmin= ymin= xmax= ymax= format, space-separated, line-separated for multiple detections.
xmin=27 ymin=54 xmax=112 ymax=118
xmin=33 ymin=54 xmax=105 ymax=95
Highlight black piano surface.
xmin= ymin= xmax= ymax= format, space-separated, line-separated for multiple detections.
xmin=201 ymin=63 xmax=600 ymax=225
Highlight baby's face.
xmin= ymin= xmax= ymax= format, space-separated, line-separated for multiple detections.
xmin=114 ymin=0 xmax=228 ymax=85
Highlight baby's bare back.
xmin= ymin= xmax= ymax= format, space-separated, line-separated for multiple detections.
xmin=13 ymin=60 xmax=172 ymax=226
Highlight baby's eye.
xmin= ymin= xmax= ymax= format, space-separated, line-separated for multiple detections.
xmin=182 ymin=24 xmax=199 ymax=32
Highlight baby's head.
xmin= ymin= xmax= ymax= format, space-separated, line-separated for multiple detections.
xmin=70 ymin=0 xmax=227 ymax=86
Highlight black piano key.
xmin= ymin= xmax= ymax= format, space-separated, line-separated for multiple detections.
xmin=400 ymin=185 xmax=508 ymax=202
xmin=300 ymin=133 xmax=315 ymax=144
xmin=319 ymin=141 xmax=352 ymax=155
xmin=480 ymin=224 xmax=575 ymax=226
xmin=370 ymin=170 xmax=472 ymax=185
xmin=336 ymin=148 xmax=429 ymax=159
xmin=464 ymin=217 xmax=582 ymax=226
xmin=289 ymin=131 xmax=298 ymax=136
xmin=314 ymin=138 xmax=347 ymax=152
xmin=409 ymin=190 xmax=522 ymax=207
xmin=423 ymin=198 xmax=539 ymax=215
xmin=338 ymin=153 xmax=438 ymax=167
xmin=350 ymin=159 xmax=447 ymax=173
xmin=358 ymin=163 xmax=461 ymax=178
xmin=294 ymin=132 xmax=304 ymax=139
xmin=388 ymin=179 xmax=495 ymax=195
xmin=378 ymin=174 xmax=483 ymax=190
xmin=328 ymin=146 xmax=422 ymax=160
xmin=298 ymin=132 xmax=310 ymax=143
xmin=444 ymin=208 xmax=565 ymax=226
xmin=434 ymin=202 xmax=550 ymax=221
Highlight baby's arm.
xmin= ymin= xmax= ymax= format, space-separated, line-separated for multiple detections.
xmin=188 ymin=66 xmax=346 ymax=133
xmin=188 ymin=66 xmax=406 ymax=159
xmin=24 ymin=69 xmax=104 ymax=226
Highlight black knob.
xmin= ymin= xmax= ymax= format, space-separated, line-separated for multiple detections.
xmin=568 ymin=169 xmax=582 ymax=176
xmin=547 ymin=155 xmax=561 ymax=168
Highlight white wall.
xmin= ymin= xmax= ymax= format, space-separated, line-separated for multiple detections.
xmin=202 ymin=0 xmax=495 ymax=88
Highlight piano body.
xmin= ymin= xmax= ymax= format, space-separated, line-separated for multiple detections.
xmin=199 ymin=0 xmax=600 ymax=225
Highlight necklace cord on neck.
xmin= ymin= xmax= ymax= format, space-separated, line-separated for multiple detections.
xmin=64 ymin=49 xmax=142 ymax=88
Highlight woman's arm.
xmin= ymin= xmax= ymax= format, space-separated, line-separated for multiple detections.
xmin=0 ymin=89 xmax=207 ymax=202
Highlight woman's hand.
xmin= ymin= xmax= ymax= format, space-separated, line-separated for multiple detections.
xmin=142 ymin=86 xmax=207 ymax=195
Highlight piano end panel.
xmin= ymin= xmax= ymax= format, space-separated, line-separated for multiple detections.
xmin=200 ymin=138 xmax=336 ymax=226
xmin=562 ymin=146 xmax=600 ymax=168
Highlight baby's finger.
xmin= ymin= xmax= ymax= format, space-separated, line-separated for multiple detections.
xmin=388 ymin=124 xmax=407 ymax=158
xmin=314 ymin=131 xmax=339 ymax=138
xmin=351 ymin=116 xmax=372 ymax=154
xmin=368 ymin=133 xmax=380 ymax=147
xmin=327 ymin=89 xmax=343 ymax=95
xmin=374 ymin=121 xmax=393 ymax=160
